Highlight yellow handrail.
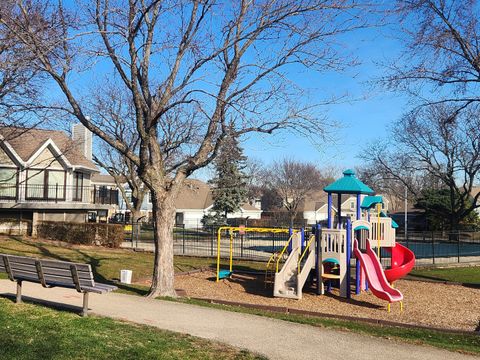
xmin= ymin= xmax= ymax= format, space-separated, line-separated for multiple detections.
xmin=297 ymin=234 xmax=316 ymax=274
xmin=266 ymin=252 xmax=276 ymax=271
xmin=276 ymin=233 xmax=296 ymax=273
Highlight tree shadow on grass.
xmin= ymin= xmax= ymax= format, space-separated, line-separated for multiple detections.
xmin=1 ymin=237 xmax=150 ymax=296
xmin=73 ymin=249 xmax=149 ymax=296
xmin=1 ymin=292 xmax=82 ymax=314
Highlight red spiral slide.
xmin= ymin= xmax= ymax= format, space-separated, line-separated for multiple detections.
xmin=384 ymin=243 xmax=416 ymax=283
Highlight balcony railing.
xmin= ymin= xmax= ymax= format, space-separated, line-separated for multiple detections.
xmin=0 ymin=184 xmax=118 ymax=205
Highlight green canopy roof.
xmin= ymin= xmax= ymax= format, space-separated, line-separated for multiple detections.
xmin=361 ymin=195 xmax=383 ymax=209
xmin=323 ymin=169 xmax=374 ymax=195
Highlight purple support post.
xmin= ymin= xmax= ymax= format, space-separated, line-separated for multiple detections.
xmin=355 ymin=256 xmax=361 ymax=295
xmin=355 ymin=193 xmax=361 ymax=295
xmin=337 ymin=194 xmax=342 ymax=229
xmin=356 ymin=193 xmax=361 ymax=220
xmin=346 ymin=217 xmax=352 ymax=299
xmin=327 ymin=193 xmax=332 ymax=229
xmin=301 ymin=228 xmax=305 ymax=253
xmin=288 ymin=227 xmax=293 ymax=253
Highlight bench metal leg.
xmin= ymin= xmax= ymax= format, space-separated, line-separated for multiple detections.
xmin=16 ymin=281 xmax=22 ymax=303
xmin=81 ymin=292 xmax=89 ymax=317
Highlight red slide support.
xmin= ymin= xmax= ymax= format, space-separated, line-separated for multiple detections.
xmin=384 ymin=243 xmax=415 ymax=283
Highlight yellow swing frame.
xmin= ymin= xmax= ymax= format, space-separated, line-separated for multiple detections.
xmin=216 ymin=226 xmax=295 ymax=282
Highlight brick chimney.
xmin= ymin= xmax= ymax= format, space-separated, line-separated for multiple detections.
xmin=72 ymin=123 xmax=92 ymax=161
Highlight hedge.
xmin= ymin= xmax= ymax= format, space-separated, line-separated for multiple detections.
xmin=37 ymin=221 xmax=124 ymax=248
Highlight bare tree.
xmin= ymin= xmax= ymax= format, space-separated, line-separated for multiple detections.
xmin=91 ymin=85 xmax=147 ymax=224
xmin=266 ymin=159 xmax=325 ymax=226
xmin=96 ymin=143 xmax=147 ymax=224
xmin=3 ymin=0 xmax=369 ymax=297
xmin=0 ymin=0 xmax=45 ymax=130
xmin=362 ymin=103 xmax=480 ymax=229
xmin=387 ymin=1 xmax=480 ymax=110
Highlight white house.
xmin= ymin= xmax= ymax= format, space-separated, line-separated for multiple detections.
xmin=118 ymin=179 xmax=262 ymax=227
xmin=301 ymin=192 xmax=390 ymax=225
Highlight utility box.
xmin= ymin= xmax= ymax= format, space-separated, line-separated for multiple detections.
xmin=120 ymin=269 xmax=132 ymax=284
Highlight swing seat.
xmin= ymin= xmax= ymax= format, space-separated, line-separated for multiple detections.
xmin=218 ymin=270 xmax=233 ymax=279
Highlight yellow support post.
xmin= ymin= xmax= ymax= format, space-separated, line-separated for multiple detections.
xmin=229 ymin=232 xmax=233 ymax=272
xmin=387 ymin=303 xmax=391 ymax=313
xmin=400 ymin=301 xmax=403 ymax=312
xmin=216 ymin=228 xmax=222 ymax=282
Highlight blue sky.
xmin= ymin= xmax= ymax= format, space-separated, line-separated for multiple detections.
xmin=239 ymin=24 xmax=409 ymax=172
xmin=47 ymin=3 xmax=411 ymax=179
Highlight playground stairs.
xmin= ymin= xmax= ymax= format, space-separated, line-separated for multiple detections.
xmin=274 ymin=247 xmax=300 ymax=299
xmin=273 ymin=233 xmax=316 ymax=300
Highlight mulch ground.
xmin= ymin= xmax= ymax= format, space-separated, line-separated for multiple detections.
xmin=171 ymin=271 xmax=480 ymax=332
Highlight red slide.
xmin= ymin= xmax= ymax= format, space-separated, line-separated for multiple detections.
xmin=384 ymin=243 xmax=415 ymax=283
xmin=353 ymin=239 xmax=403 ymax=303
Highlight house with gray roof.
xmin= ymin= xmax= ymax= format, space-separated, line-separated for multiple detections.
xmin=118 ymin=178 xmax=262 ymax=228
xmin=0 ymin=124 xmax=118 ymax=234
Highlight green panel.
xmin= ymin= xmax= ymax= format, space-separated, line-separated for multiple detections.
xmin=354 ymin=225 xmax=370 ymax=231
xmin=323 ymin=169 xmax=374 ymax=194
xmin=322 ymin=257 xmax=340 ymax=265
xmin=360 ymin=195 xmax=383 ymax=209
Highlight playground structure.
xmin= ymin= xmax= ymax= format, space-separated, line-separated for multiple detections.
xmin=215 ymin=170 xmax=416 ymax=311
xmin=270 ymin=169 xmax=416 ymax=310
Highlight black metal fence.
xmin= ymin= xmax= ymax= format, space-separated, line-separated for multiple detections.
xmin=396 ymin=231 xmax=480 ymax=264
xmin=126 ymin=223 xmax=296 ymax=261
xmin=126 ymin=224 xmax=480 ymax=265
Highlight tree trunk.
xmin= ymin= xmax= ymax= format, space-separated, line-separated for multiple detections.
xmin=147 ymin=192 xmax=177 ymax=298
xmin=130 ymin=208 xmax=143 ymax=224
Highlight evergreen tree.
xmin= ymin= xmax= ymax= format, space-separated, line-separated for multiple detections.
xmin=209 ymin=134 xmax=248 ymax=221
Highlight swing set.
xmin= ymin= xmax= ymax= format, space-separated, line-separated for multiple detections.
xmin=216 ymin=226 xmax=296 ymax=281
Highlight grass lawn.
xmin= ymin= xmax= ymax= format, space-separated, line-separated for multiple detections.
xmin=0 ymin=236 xmax=266 ymax=295
xmin=0 ymin=298 xmax=263 ymax=360
xmin=410 ymin=266 xmax=480 ymax=286
xmin=170 ymin=298 xmax=480 ymax=356
xmin=1 ymin=236 xmax=479 ymax=356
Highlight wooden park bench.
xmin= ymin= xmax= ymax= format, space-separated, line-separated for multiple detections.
xmin=0 ymin=253 xmax=117 ymax=316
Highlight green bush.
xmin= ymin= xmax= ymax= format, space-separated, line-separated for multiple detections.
xmin=37 ymin=221 xmax=123 ymax=248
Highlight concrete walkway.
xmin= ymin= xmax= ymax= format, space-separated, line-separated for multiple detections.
xmin=0 ymin=280 xmax=477 ymax=360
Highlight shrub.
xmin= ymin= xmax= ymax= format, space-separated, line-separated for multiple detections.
xmin=37 ymin=221 xmax=124 ymax=248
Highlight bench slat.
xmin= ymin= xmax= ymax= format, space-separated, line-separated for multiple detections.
xmin=44 ymin=274 xmax=94 ymax=287
xmin=81 ymin=283 xmax=117 ymax=294
xmin=42 ymin=267 xmax=93 ymax=280
xmin=5 ymin=255 xmax=92 ymax=272
xmin=9 ymin=262 xmax=92 ymax=279
xmin=8 ymin=270 xmax=39 ymax=281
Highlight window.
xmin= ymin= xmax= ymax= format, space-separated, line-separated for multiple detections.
xmin=47 ymin=170 xmax=65 ymax=199
xmin=0 ymin=168 xmax=17 ymax=199
xmin=350 ymin=201 xmax=354 ymax=209
xmin=26 ymin=169 xmax=66 ymax=200
xmin=73 ymin=172 xmax=84 ymax=201
xmin=26 ymin=170 xmax=45 ymax=199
